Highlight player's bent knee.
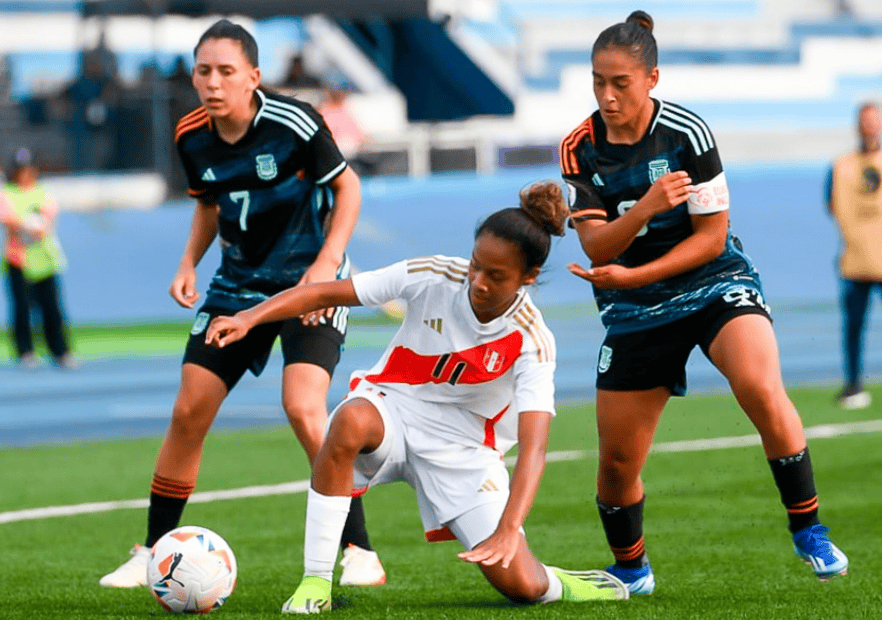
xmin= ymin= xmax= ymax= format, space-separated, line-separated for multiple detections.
xmin=170 ymin=401 xmax=213 ymax=439
xmin=326 ymin=402 xmax=382 ymax=455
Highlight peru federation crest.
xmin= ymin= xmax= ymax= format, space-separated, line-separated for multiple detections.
xmin=483 ymin=349 xmax=505 ymax=373
xmin=255 ymin=154 xmax=278 ymax=180
xmin=648 ymin=158 xmax=670 ymax=183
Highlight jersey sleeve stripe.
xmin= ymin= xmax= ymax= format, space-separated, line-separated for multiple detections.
xmin=659 ymin=109 xmax=713 ymax=154
xmin=408 ymin=256 xmax=469 ymax=276
xmin=665 ymin=102 xmax=714 ymax=147
xmin=560 ymin=118 xmax=593 ymax=176
xmin=174 ymin=108 xmax=210 ymax=142
xmin=570 ymin=207 xmax=607 ymax=220
xmin=316 ymin=161 xmax=347 ymax=185
xmin=662 ymin=108 xmax=712 ymax=152
xmin=264 ymin=97 xmax=320 ymax=132
xmin=407 ymin=266 xmax=466 ymax=283
xmin=519 ymin=303 xmax=554 ymax=362
xmin=513 ymin=311 xmax=550 ymax=362
xmin=264 ymin=101 xmax=318 ymax=138
xmin=261 ymin=110 xmax=314 ymax=141
xmin=657 ymin=116 xmax=704 ymax=155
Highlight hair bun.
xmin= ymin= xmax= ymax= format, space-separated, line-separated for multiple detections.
xmin=519 ymin=181 xmax=567 ymax=238
xmin=626 ymin=10 xmax=654 ymax=34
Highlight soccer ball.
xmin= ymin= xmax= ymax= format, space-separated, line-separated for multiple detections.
xmin=147 ymin=526 xmax=237 ymax=614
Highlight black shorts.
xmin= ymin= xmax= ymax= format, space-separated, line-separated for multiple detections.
xmin=183 ymin=305 xmax=346 ymax=391
xmin=595 ymin=290 xmax=771 ymax=396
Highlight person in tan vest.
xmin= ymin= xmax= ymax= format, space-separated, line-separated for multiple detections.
xmin=826 ymin=102 xmax=882 ymax=409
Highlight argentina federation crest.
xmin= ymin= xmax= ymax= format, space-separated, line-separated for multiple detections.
xmin=483 ymin=348 xmax=505 ymax=373
xmin=648 ymin=158 xmax=670 ymax=183
xmin=598 ymin=345 xmax=613 ymax=374
xmin=255 ymin=153 xmax=278 ymax=180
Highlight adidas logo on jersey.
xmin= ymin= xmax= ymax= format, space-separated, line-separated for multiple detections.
xmin=201 ymin=168 xmax=216 ymax=181
xmin=424 ymin=318 xmax=443 ymax=334
xmin=478 ymin=479 xmax=500 ymax=492
xmin=592 ymin=173 xmax=604 ymax=186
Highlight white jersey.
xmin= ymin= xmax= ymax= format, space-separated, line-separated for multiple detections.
xmin=351 ymin=255 xmax=556 ymax=455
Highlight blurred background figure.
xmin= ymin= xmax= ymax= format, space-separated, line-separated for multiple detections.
xmin=826 ymin=102 xmax=882 ymax=409
xmin=317 ymin=85 xmax=371 ymax=175
xmin=0 ymin=147 xmax=76 ymax=370
xmin=280 ymin=53 xmax=321 ymax=90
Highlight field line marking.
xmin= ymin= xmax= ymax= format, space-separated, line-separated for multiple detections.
xmin=1 ymin=419 xmax=879 ymax=526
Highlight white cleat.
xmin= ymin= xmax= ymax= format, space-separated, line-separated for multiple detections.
xmin=98 ymin=544 xmax=151 ymax=588
xmin=338 ymin=544 xmax=386 ymax=586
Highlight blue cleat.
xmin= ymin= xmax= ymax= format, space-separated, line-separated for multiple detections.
xmin=793 ymin=524 xmax=849 ymax=581
xmin=604 ymin=563 xmax=655 ymax=595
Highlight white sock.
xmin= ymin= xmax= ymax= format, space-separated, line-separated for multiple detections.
xmin=303 ymin=488 xmax=351 ymax=581
xmin=535 ymin=564 xmax=563 ymax=603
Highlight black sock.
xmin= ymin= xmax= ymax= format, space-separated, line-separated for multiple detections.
xmin=340 ymin=495 xmax=372 ymax=551
xmin=597 ymin=495 xmax=648 ymax=569
xmin=146 ymin=474 xmax=194 ymax=547
xmin=768 ymin=447 xmax=821 ymax=534
xmin=146 ymin=493 xmax=189 ymax=547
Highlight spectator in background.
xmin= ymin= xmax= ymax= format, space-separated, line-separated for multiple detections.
xmin=0 ymin=148 xmax=76 ymax=370
xmin=280 ymin=53 xmax=321 ymax=90
xmin=318 ymin=86 xmax=374 ymax=176
xmin=318 ymin=86 xmax=365 ymax=159
xmin=826 ymin=102 xmax=882 ymax=409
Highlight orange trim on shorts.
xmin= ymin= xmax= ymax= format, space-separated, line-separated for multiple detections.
xmin=351 ymin=486 xmax=368 ymax=498
xmin=425 ymin=526 xmax=457 ymax=543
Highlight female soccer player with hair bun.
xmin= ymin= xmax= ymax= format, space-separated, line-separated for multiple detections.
xmin=207 ymin=181 xmax=631 ymax=612
xmin=561 ymin=10 xmax=848 ymax=594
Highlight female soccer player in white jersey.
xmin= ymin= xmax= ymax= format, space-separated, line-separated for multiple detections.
xmin=560 ymin=10 xmax=848 ymax=594
xmin=207 ymin=182 xmax=630 ymax=612
xmin=99 ymin=20 xmax=383 ymax=589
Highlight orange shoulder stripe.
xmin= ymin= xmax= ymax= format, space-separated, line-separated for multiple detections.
xmin=175 ymin=107 xmax=210 ymax=143
xmin=570 ymin=207 xmax=607 ymax=220
xmin=560 ymin=117 xmax=594 ymax=176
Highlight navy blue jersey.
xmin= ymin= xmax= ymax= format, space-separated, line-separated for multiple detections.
xmin=175 ymin=90 xmax=348 ymax=312
xmin=561 ymin=99 xmax=765 ymax=334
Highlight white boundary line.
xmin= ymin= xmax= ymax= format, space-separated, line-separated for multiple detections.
xmin=1 ymin=420 xmax=880 ymax=526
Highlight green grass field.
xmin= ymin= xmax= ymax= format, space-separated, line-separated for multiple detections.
xmin=1 ymin=383 xmax=879 ymax=619
xmin=0 ymin=314 xmax=406 ymax=361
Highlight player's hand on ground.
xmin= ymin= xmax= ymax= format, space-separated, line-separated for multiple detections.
xmin=206 ymin=315 xmax=249 ymax=348
xmin=645 ymin=170 xmax=693 ymax=214
xmin=568 ymin=262 xmax=643 ymax=289
xmin=296 ymin=258 xmax=338 ymax=325
xmin=170 ymin=267 xmax=199 ymax=309
xmin=457 ymin=526 xmax=520 ymax=569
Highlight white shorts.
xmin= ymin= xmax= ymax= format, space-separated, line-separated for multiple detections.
xmin=330 ymin=381 xmax=515 ymax=548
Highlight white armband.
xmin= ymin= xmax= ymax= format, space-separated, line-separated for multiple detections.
xmin=687 ymin=171 xmax=729 ymax=215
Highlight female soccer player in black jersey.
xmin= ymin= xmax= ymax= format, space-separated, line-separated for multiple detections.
xmin=561 ymin=11 xmax=847 ymax=593
xmin=99 ymin=20 xmax=383 ymax=588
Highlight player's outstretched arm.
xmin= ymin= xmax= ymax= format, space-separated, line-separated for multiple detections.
xmin=458 ymin=411 xmax=551 ymax=569
xmin=206 ymin=278 xmax=361 ymax=348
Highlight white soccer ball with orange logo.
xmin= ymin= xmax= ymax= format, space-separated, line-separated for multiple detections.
xmin=147 ymin=526 xmax=237 ymax=614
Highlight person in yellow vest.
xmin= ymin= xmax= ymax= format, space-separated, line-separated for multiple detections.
xmin=0 ymin=148 xmax=77 ymax=370
xmin=826 ymin=102 xmax=882 ymax=409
